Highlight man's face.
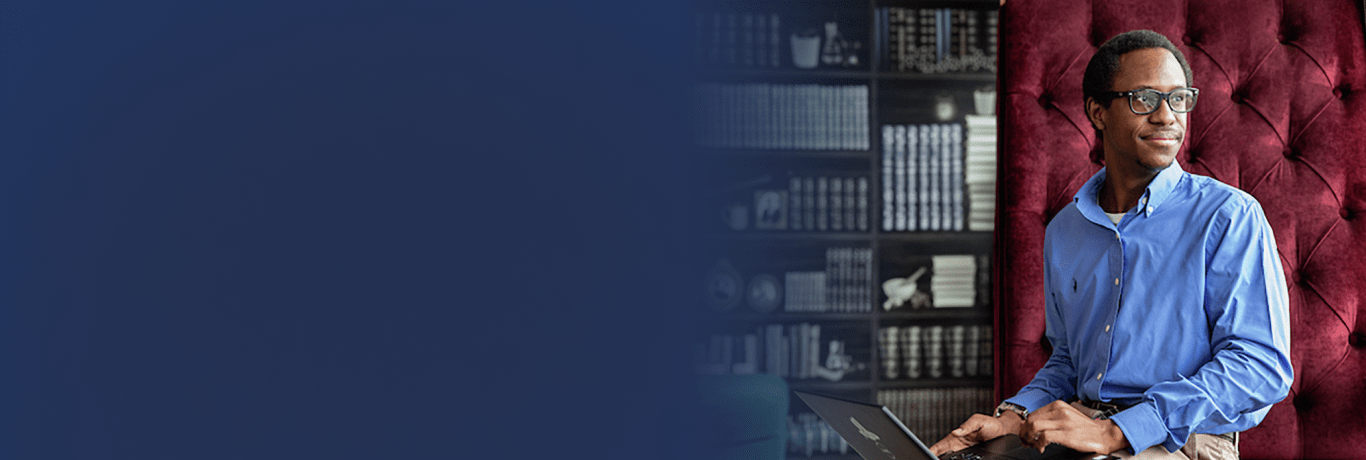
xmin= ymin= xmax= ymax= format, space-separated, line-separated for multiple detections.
xmin=1088 ymin=48 xmax=1188 ymax=173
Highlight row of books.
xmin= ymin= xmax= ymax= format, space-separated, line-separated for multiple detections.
xmin=694 ymin=11 xmax=783 ymax=69
xmin=785 ymin=247 xmax=875 ymax=313
xmin=694 ymin=323 xmax=867 ymax=382
xmin=878 ymin=387 xmax=994 ymax=444
xmin=881 ymin=123 xmax=965 ymax=232
xmin=965 ymin=115 xmax=997 ymax=231
xmin=690 ymin=82 xmax=871 ymax=150
xmin=730 ymin=176 xmax=872 ymax=233
xmin=788 ymin=176 xmax=870 ymax=232
xmin=788 ymin=412 xmax=850 ymax=458
xmin=876 ymin=8 xmax=998 ymax=74
xmin=878 ymin=324 xmax=992 ymax=380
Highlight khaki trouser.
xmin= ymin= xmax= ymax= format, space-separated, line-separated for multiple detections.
xmin=1068 ymin=401 xmax=1239 ymax=460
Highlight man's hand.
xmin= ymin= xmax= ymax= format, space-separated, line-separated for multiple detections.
xmin=928 ymin=412 xmax=1023 ymax=456
xmin=1021 ymin=400 xmax=1128 ymax=454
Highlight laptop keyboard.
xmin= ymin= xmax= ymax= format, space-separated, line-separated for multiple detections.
xmin=941 ymin=452 xmax=982 ymax=460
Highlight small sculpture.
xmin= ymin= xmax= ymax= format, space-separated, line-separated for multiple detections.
xmin=882 ymin=266 xmax=931 ymax=310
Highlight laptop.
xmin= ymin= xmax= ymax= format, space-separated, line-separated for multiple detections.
xmin=794 ymin=391 xmax=1118 ymax=460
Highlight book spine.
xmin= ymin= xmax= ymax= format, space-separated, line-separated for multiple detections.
xmin=858 ymin=177 xmax=869 ymax=232
xmin=830 ymin=177 xmax=844 ymax=232
xmin=882 ymin=126 xmax=895 ymax=232
xmin=895 ymin=125 xmax=908 ymax=231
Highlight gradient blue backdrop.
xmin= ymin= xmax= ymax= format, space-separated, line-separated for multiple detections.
xmin=1 ymin=1 xmax=699 ymax=458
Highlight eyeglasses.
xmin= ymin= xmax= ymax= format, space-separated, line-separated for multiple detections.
xmin=1100 ymin=88 xmax=1200 ymax=114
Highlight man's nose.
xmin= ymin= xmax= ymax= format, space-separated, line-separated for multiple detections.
xmin=1148 ymin=98 xmax=1178 ymax=124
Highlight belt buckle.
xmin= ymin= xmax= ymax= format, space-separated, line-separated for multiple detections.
xmin=1084 ymin=400 xmax=1122 ymax=420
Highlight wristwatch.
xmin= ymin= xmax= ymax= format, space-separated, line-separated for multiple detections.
xmin=994 ymin=402 xmax=1029 ymax=420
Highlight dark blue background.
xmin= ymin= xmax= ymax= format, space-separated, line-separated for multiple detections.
xmin=1 ymin=1 xmax=698 ymax=458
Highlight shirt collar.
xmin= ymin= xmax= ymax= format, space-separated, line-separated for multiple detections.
xmin=1074 ymin=161 xmax=1186 ymax=222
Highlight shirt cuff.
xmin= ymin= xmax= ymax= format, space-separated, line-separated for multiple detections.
xmin=1108 ymin=402 xmax=1174 ymax=454
xmin=1004 ymin=388 xmax=1057 ymax=413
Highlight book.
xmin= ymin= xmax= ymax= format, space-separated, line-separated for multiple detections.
xmin=882 ymin=126 xmax=895 ymax=231
xmin=931 ymin=255 xmax=976 ymax=308
xmin=880 ymin=326 xmax=899 ymax=379
xmin=896 ymin=125 xmax=909 ymax=231
xmin=878 ymin=387 xmax=993 ymax=443
xmin=900 ymin=325 xmax=922 ymax=379
xmin=878 ymin=7 xmax=997 ymax=73
xmin=965 ymin=115 xmax=997 ymax=231
xmin=857 ymin=177 xmax=870 ymax=231
xmin=689 ymin=82 xmax=871 ymax=150
xmin=924 ymin=325 xmax=944 ymax=378
xmin=830 ymin=177 xmax=844 ymax=231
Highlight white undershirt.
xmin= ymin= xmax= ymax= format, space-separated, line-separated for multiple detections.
xmin=1106 ymin=212 xmax=1124 ymax=224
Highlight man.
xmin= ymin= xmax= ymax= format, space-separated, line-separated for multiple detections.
xmin=929 ymin=30 xmax=1292 ymax=459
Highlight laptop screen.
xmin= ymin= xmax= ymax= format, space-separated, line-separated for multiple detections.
xmin=795 ymin=391 xmax=937 ymax=460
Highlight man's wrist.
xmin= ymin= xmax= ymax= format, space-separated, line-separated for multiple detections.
xmin=994 ymin=402 xmax=1029 ymax=420
xmin=1101 ymin=419 xmax=1130 ymax=453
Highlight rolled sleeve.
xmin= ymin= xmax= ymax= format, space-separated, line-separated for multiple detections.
xmin=1110 ymin=402 xmax=1178 ymax=453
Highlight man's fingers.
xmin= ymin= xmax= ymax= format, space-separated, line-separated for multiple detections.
xmin=1027 ymin=429 xmax=1051 ymax=453
xmin=928 ymin=437 xmax=969 ymax=456
xmin=930 ymin=415 xmax=993 ymax=456
xmin=957 ymin=416 xmax=985 ymax=434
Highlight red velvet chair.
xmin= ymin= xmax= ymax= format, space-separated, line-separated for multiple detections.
xmin=993 ymin=1 xmax=1366 ymax=459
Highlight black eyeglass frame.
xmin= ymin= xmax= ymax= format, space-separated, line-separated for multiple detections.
xmin=1097 ymin=87 xmax=1201 ymax=115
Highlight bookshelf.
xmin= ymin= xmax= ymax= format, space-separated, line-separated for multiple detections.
xmin=690 ymin=1 xmax=998 ymax=458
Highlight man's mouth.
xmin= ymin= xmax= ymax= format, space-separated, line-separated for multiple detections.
xmin=1143 ymin=132 xmax=1183 ymax=143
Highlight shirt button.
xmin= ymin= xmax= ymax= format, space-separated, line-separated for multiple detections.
xmin=1115 ymin=233 xmax=1120 ymax=240
xmin=1147 ymin=206 xmax=1154 ymax=213
xmin=1096 ymin=373 xmax=1104 ymax=380
xmin=1114 ymin=278 xmax=1119 ymax=285
xmin=1105 ymin=325 xmax=1111 ymax=332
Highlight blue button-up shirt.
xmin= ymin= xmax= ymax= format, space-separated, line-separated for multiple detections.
xmin=1005 ymin=162 xmax=1293 ymax=454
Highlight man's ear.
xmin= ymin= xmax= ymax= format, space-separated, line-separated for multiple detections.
xmin=1085 ymin=97 xmax=1106 ymax=132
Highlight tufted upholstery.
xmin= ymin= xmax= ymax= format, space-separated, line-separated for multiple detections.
xmin=993 ymin=1 xmax=1366 ymax=459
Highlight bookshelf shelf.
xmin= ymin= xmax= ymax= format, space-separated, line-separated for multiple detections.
xmin=700 ymin=149 xmax=876 ymax=159
xmin=876 ymin=377 xmax=992 ymax=390
xmin=706 ymin=232 xmax=873 ymax=243
xmin=696 ymin=67 xmax=875 ymax=80
xmin=874 ymin=71 xmax=995 ymax=82
xmin=792 ymin=376 xmax=874 ymax=387
xmin=700 ymin=312 xmax=875 ymax=323
xmin=878 ymin=307 xmax=990 ymax=322
xmin=691 ymin=1 xmax=998 ymax=456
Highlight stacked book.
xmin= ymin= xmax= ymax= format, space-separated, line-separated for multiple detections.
xmin=964 ymin=115 xmax=997 ymax=231
xmin=784 ymin=247 xmax=873 ymax=313
xmin=878 ymin=387 xmax=994 ymax=444
xmin=931 ymin=255 xmax=976 ymax=308
xmin=881 ymin=124 xmax=964 ymax=232
xmin=878 ymin=324 xmax=992 ymax=380
xmin=691 ymin=82 xmax=871 ymax=150
xmin=876 ymin=7 xmax=997 ymax=74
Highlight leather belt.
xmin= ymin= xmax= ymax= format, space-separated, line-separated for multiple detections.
xmin=1078 ymin=399 xmax=1128 ymax=419
xmin=1078 ymin=400 xmax=1237 ymax=445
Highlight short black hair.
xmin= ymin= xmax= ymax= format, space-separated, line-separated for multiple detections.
xmin=1082 ymin=30 xmax=1193 ymax=108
